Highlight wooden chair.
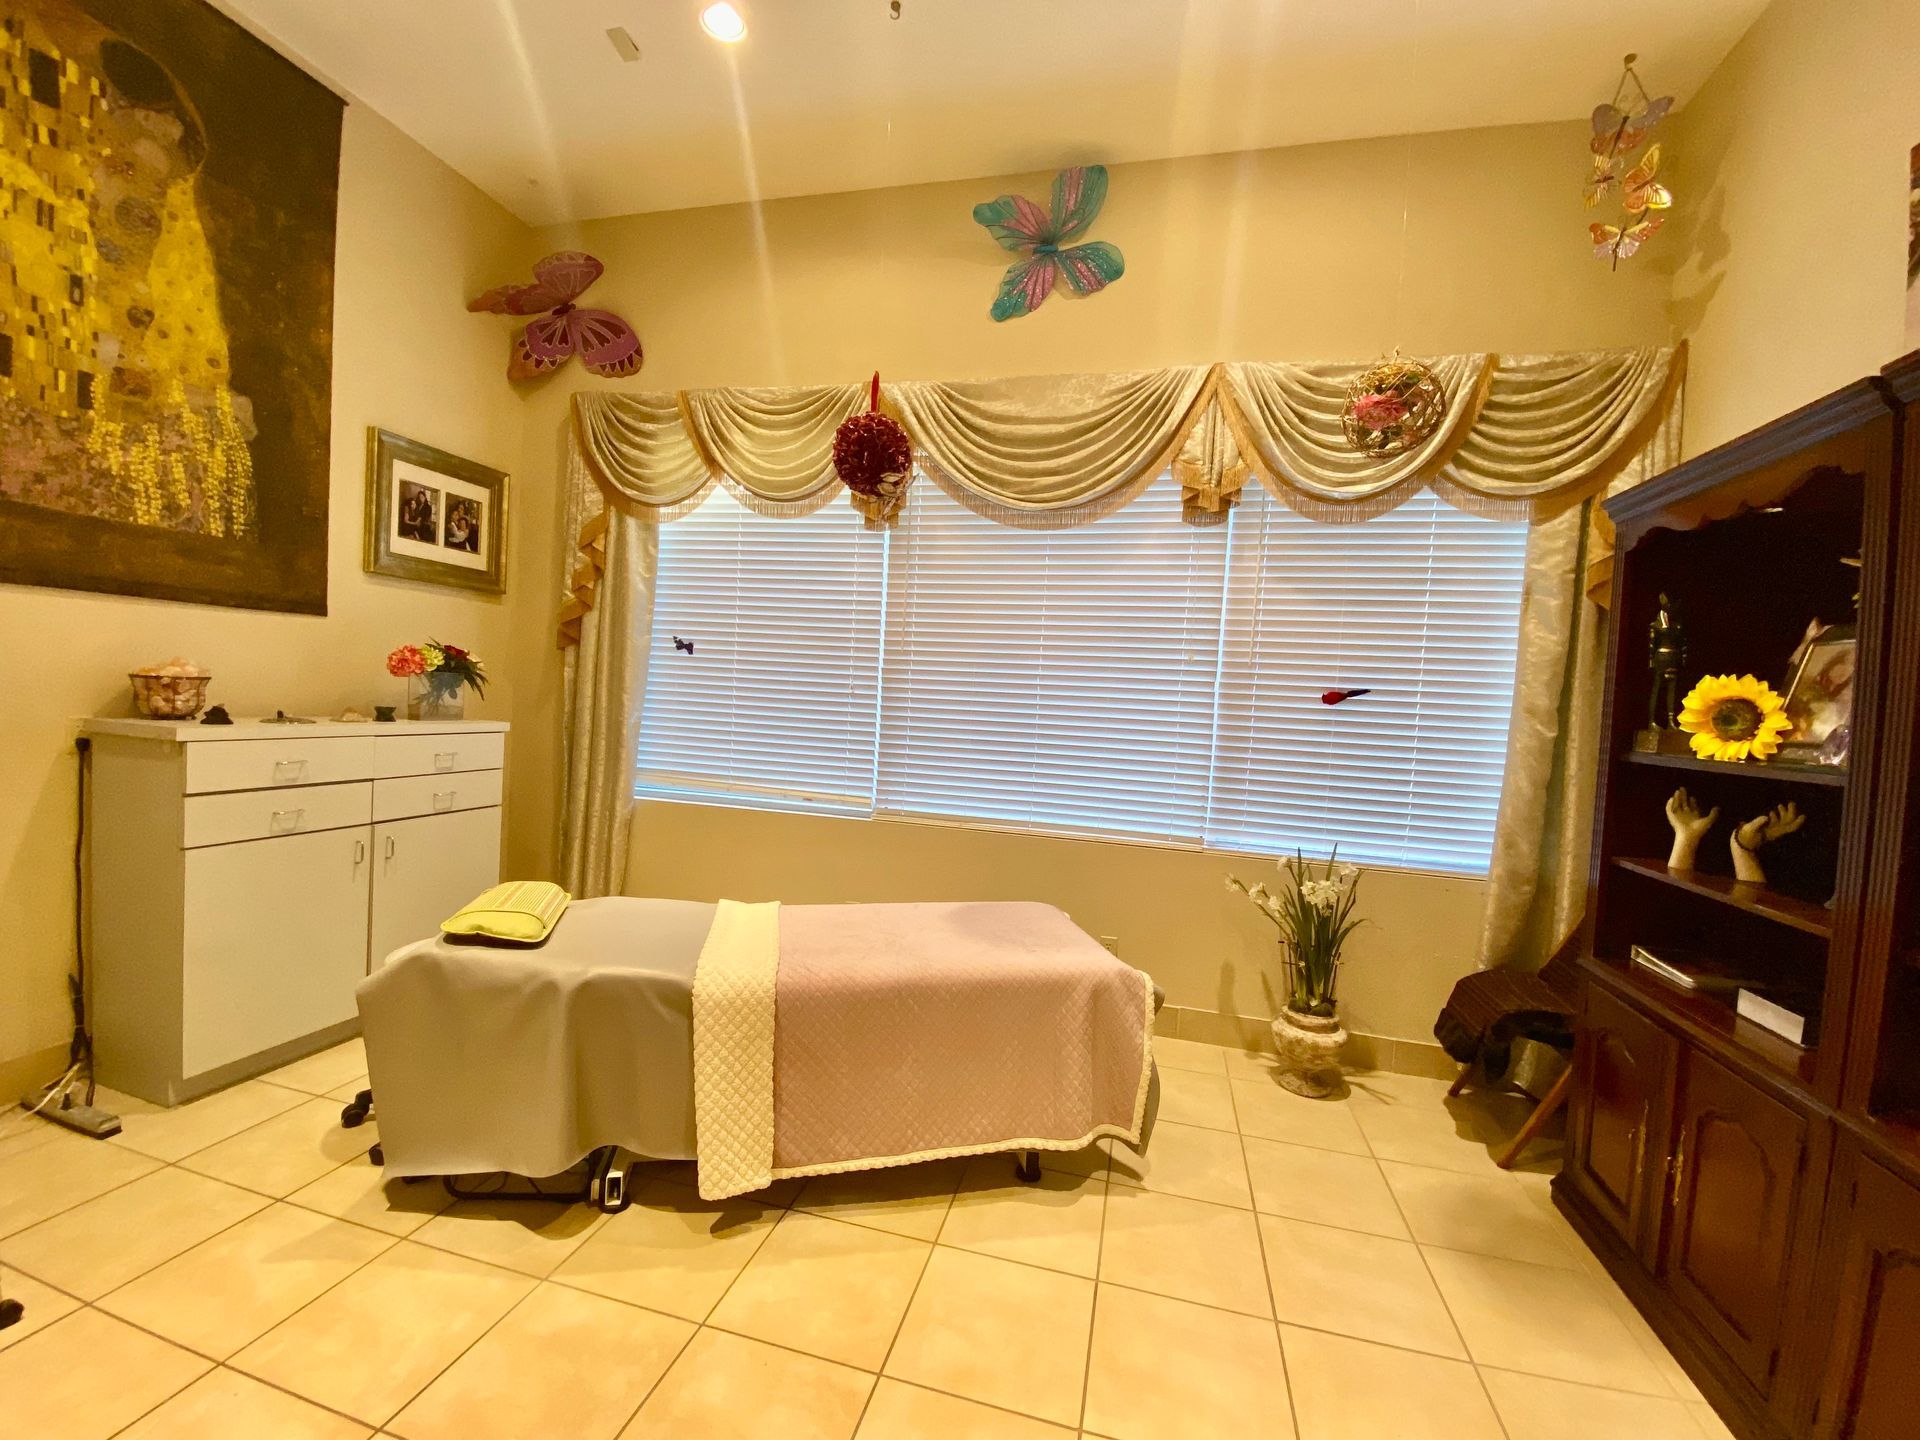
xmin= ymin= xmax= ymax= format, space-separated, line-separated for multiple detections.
xmin=1433 ymin=943 xmax=1580 ymax=1169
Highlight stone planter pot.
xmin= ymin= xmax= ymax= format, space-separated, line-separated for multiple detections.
xmin=1271 ymin=1007 xmax=1348 ymax=1098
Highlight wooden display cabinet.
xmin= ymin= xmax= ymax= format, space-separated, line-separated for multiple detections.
xmin=1556 ymin=359 xmax=1920 ymax=1440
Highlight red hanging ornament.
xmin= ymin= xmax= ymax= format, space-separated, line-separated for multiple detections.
xmin=832 ymin=372 xmax=913 ymax=527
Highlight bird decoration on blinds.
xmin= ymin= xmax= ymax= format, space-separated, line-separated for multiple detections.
xmin=832 ymin=373 xmax=914 ymax=527
xmin=1340 ymin=353 xmax=1448 ymax=457
xmin=467 ymin=252 xmax=643 ymax=383
xmin=972 ymin=165 xmax=1125 ymax=321
xmin=1320 ymin=688 xmax=1373 ymax=706
xmin=1585 ymin=54 xmax=1674 ymax=269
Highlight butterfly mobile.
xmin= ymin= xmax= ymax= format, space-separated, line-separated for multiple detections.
xmin=973 ymin=165 xmax=1125 ymax=321
xmin=468 ymin=251 xmax=643 ymax=382
xmin=1584 ymin=54 xmax=1674 ymax=270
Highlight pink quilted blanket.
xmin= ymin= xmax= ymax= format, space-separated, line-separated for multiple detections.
xmin=766 ymin=901 xmax=1155 ymax=1181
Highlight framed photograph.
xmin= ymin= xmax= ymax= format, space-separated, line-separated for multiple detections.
xmin=364 ymin=428 xmax=508 ymax=594
xmin=1780 ymin=621 xmax=1856 ymax=762
xmin=1908 ymin=142 xmax=1920 ymax=351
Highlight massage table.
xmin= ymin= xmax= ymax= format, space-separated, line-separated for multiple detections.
xmin=348 ymin=897 xmax=1161 ymax=1211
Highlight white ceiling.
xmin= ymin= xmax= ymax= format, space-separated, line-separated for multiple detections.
xmin=211 ymin=0 xmax=1767 ymax=227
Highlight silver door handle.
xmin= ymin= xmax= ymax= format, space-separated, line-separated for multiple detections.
xmin=433 ymin=752 xmax=457 ymax=771
xmin=269 ymin=808 xmax=305 ymax=833
xmin=384 ymin=835 xmax=397 ymax=860
xmin=353 ymin=839 xmax=367 ymax=865
xmin=432 ymin=791 xmax=456 ymax=812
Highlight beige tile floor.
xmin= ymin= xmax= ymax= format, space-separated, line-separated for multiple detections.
xmin=0 ymin=1034 xmax=1742 ymax=1440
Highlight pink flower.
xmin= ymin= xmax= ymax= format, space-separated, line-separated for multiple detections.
xmin=386 ymin=644 xmax=427 ymax=678
xmin=1351 ymin=392 xmax=1410 ymax=430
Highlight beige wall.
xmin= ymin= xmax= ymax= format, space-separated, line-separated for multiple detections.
xmin=504 ymin=120 xmax=1675 ymax=1042
xmin=0 ymin=107 xmax=535 ymax=1077
xmin=628 ymin=804 xmax=1489 ymax=1046
xmin=1671 ymin=0 xmax=1920 ymax=456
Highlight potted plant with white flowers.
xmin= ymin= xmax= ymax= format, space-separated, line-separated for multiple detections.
xmin=1226 ymin=851 xmax=1363 ymax=1098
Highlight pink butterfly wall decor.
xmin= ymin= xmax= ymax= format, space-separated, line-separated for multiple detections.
xmin=972 ymin=165 xmax=1125 ymax=321
xmin=467 ymin=251 xmax=643 ymax=382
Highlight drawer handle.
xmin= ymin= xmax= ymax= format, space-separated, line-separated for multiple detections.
xmin=433 ymin=752 xmax=457 ymax=771
xmin=269 ymin=808 xmax=305 ymax=833
xmin=432 ymin=790 xmax=456 ymax=811
xmin=272 ymin=758 xmax=309 ymax=781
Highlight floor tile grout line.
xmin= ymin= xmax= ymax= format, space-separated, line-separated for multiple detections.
xmin=845 ymin=1167 xmax=960 ymax=1437
xmin=1226 ymin=1061 xmax=1301 ymax=1440
xmin=372 ymin=1265 xmax=552 ymax=1436
xmin=208 ymin=1221 xmax=541 ymax=1400
xmin=1074 ymin=1170 xmax=1113 ymax=1431
xmin=1471 ymin=1357 xmax=1719 ymax=1406
xmin=2 ymin=1144 xmax=392 ymax=1304
xmin=1374 ymin=1124 xmax=1514 ymax=1440
xmin=0 ymin=1149 xmax=168 ymax=1245
xmin=20 ymin=1060 xmax=1684 ymax=1435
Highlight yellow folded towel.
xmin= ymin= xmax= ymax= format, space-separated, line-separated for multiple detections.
xmin=442 ymin=881 xmax=571 ymax=944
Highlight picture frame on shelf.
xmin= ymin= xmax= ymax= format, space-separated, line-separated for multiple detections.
xmin=363 ymin=428 xmax=508 ymax=595
xmin=1779 ymin=620 xmax=1855 ymax=765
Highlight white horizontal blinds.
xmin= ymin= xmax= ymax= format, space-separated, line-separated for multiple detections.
xmin=877 ymin=475 xmax=1227 ymax=842
xmin=1206 ymin=486 xmax=1529 ymax=873
xmin=637 ymin=486 xmax=885 ymax=812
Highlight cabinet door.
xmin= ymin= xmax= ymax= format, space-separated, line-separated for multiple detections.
xmin=1568 ymin=983 xmax=1678 ymax=1260
xmin=1661 ymin=1049 xmax=1811 ymax=1393
xmin=1813 ymin=1155 xmax=1920 ymax=1440
xmin=182 ymin=826 xmax=372 ymax=1076
xmin=368 ymin=808 xmax=503 ymax=969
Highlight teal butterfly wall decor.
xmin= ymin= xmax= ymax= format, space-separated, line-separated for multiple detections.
xmin=972 ymin=165 xmax=1125 ymax=321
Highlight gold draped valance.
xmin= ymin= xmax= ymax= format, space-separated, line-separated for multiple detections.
xmin=560 ymin=345 xmax=1684 ymax=645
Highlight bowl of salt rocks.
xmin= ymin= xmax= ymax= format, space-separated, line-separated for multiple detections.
xmin=130 ymin=658 xmax=213 ymax=719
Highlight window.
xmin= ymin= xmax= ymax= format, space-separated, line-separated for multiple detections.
xmin=640 ymin=478 xmax=1528 ymax=872
xmin=636 ymin=487 xmax=885 ymax=812
xmin=1207 ymin=487 xmax=1528 ymax=871
xmin=878 ymin=476 xmax=1226 ymax=841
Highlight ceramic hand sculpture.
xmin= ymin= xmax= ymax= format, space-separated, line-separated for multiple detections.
xmin=1664 ymin=787 xmax=1718 ymax=872
xmin=1731 ymin=802 xmax=1805 ymax=884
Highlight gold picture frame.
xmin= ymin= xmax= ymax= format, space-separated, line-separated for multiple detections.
xmin=363 ymin=428 xmax=508 ymax=594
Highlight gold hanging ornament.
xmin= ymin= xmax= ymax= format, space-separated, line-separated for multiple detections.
xmin=1584 ymin=54 xmax=1674 ymax=269
xmin=1341 ymin=353 xmax=1448 ymax=457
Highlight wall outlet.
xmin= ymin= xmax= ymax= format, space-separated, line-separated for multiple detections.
xmin=1098 ymin=935 xmax=1121 ymax=956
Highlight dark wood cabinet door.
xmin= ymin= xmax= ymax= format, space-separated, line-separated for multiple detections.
xmin=1662 ymin=1049 xmax=1811 ymax=1394
xmin=1568 ymin=983 xmax=1677 ymax=1259
xmin=1813 ymin=1154 xmax=1920 ymax=1440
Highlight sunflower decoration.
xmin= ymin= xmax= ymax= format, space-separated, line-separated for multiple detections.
xmin=1677 ymin=674 xmax=1793 ymax=763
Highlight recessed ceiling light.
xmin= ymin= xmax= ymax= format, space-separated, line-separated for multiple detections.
xmin=700 ymin=2 xmax=746 ymax=43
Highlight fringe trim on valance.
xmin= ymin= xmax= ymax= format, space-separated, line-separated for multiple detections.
xmin=557 ymin=346 xmax=1684 ymax=647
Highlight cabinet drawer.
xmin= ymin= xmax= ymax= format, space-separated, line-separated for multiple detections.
xmin=373 ymin=770 xmax=503 ymax=823
xmin=184 ymin=737 xmax=377 ymax=794
xmin=183 ymin=782 xmax=373 ymax=849
xmin=374 ymin=732 xmax=505 ymax=779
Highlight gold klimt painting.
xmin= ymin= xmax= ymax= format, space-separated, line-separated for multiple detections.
xmin=0 ymin=0 xmax=342 ymax=613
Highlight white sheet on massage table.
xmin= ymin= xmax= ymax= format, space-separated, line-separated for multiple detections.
xmin=358 ymin=896 xmax=1162 ymax=1181
xmin=359 ymin=898 xmax=711 ymax=1178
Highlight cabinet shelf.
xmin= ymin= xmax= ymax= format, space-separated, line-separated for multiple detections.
xmin=1619 ymin=750 xmax=1848 ymax=788
xmin=1612 ymin=857 xmax=1835 ymax=939
xmin=1584 ymin=951 xmax=1816 ymax=1089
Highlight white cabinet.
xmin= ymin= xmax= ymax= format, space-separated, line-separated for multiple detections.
xmin=369 ymin=809 xmax=503 ymax=972
xmin=83 ymin=717 xmax=509 ymax=1104
xmin=182 ymin=827 xmax=373 ymax=1075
